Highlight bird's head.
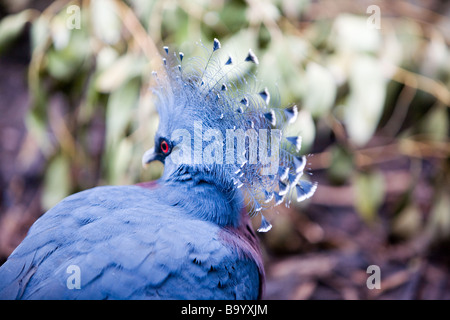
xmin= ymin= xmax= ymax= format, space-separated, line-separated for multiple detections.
xmin=142 ymin=39 xmax=317 ymax=231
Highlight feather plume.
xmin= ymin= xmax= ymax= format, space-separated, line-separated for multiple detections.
xmin=149 ymin=39 xmax=316 ymax=232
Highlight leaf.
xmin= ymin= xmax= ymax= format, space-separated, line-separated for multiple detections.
xmin=42 ymin=154 xmax=71 ymax=210
xmin=303 ymin=62 xmax=336 ymax=117
xmin=46 ymin=49 xmax=80 ymax=81
xmin=95 ymin=54 xmax=144 ymax=93
xmin=90 ymin=0 xmax=121 ymax=45
xmin=420 ymin=105 xmax=449 ymax=142
xmin=0 ymin=10 xmax=34 ymax=54
xmin=108 ymin=138 xmax=133 ymax=185
xmin=30 ymin=14 xmax=50 ymax=52
xmin=426 ymin=191 xmax=450 ymax=242
xmin=96 ymin=46 xmax=119 ymax=71
xmin=25 ymin=106 xmax=51 ymax=155
xmin=259 ymin=36 xmax=308 ymax=104
xmin=354 ymin=171 xmax=385 ymax=223
xmin=217 ymin=0 xmax=247 ymax=34
xmin=26 ymin=79 xmax=51 ymax=155
xmin=246 ymin=0 xmax=280 ymax=24
xmin=392 ymin=203 xmax=422 ymax=239
xmin=50 ymin=14 xmax=71 ymax=50
xmin=103 ymin=79 xmax=140 ymax=184
xmin=420 ymin=29 xmax=448 ymax=78
xmin=45 ymin=26 xmax=89 ymax=81
xmin=281 ymin=0 xmax=310 ymax=20
xmin=328 ymin=144 xmax=354 ymax=185
xmin=105 ymin=79 xmax=140 ymax=152
xmin=344 ymin=56 xmax=387 ymax=146
xmin=330 ymin=14 xmax=381 ymax=54
xmin=128 ymin=0 xmax=157 ymax=28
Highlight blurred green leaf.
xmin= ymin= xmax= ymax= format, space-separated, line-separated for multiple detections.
xmin=344 ymin=56 xmax=387 ymax=146
xmin=328 ymin=145 xmax=354 ymax=185
xmin=303 ymin=62 xmax=336 ymax=117
xmin=394 ymin=19 xmax=425 ymax=70
xmin=105 ymin=79 xmax=140 ymax=153
xmin=30 ymin=14 xmax=50 ymax=52
xmin=426 ymin=191 xmax=450 ymax=242
xmin=96 ymin=46 xmax=119 ymax=71
xmin=45 ymin=26 xmax=89 ymax=81
xmin=50 ymin=14 xmax=71 ymax=50
xmin=25 ymin=105 xmax=51 ymax=154
xmin=108 ymin=138 xmax=133 ymax=185
xmin=162 ymin=6 xmax=190 ymax=44
xmin=90 ymin=0 xmax=122 ymax=45
xmin=0 ymin=9 xmax=34 ymax=54
xmin=217 ymin=0 xmax=247 ymax=34
xmin=246 ymin=0 xmax=280 ymax=24
xmin=104 ymin=79 xmax=140 ymax=184
xmin=95 ymin=54 xmax=145 ymax=93
xmin=392 ymin=203 xmax=422 ymax=239
xmin=420 ymin=105 xmax=449 ymax=142
xmin=42 ymin=154 xmax=71 ymax=210
xmin=331 ymin=14 xmax=381 ymax=54
xmin=129 ymin=0 xmax=157 ymax=28
xmin=354 ymin=170 xmax=385 ymax=222
xmin=46 ymin=49 xmax=79 ymax=81
xmin=280 ymin=0 xmax=310 ymax=20
xmin=26 ymin=76 xmax=51 ymax=154
xmin=420 ymin=30 xmax=448 ymax=79
xmin=259 ymin=36 xmax=308 ymax=104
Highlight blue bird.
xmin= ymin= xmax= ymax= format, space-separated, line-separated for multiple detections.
xmin=0 ymin=39 xmax=316 ymax=300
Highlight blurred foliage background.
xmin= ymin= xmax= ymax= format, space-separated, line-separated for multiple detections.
xmin=0 ymin=0 xmax=449 ymax=299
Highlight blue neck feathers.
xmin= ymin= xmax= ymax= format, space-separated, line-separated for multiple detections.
xmin=156 ymin=165 xmax=244 ymax=228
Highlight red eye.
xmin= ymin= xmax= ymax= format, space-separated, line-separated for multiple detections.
xmin=160 ymin=140 xmax=169 ymax=154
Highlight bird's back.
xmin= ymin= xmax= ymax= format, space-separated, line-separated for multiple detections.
xmin=0 ymin=185 xmax=261 ymax=299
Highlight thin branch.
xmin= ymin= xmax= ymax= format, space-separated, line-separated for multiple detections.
xmin=389 ymin=64 xmax=450 ymax=107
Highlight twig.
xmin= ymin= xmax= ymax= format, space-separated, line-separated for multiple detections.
xmin=389 ymin=64 xmax=450 ymax=107
xmin=113 ymin=0 xmax=165 ymax=76
xmin=381 ymin=83 xmax=417 ymax=137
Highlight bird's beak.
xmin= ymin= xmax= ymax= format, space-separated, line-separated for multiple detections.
xmin=142 ymin=147 xmax=161 ymax=168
